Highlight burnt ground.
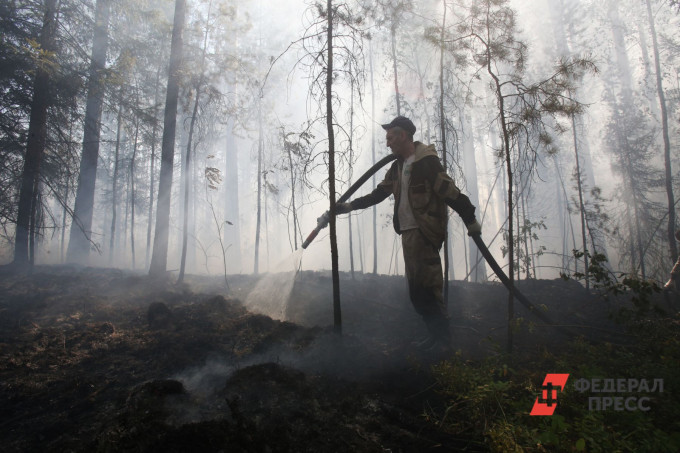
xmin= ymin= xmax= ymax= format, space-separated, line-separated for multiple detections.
xmin=0 ymin=265 xmax=675 ymax=452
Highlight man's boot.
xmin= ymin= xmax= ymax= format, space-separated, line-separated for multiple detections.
xmin=414 ymin=334 xmax=437 ymax=349
xmin=417 ymin=317 xmax=451 ymax=353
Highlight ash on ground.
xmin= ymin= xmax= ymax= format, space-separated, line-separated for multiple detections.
xmin=0 ymin=266 xmax=661 ymax=452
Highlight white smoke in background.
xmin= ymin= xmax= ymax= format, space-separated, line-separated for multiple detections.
xmin=244 ymin=249 xmax=304 ymax=320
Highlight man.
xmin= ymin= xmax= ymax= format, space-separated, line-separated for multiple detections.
xmin=335 ymin=116 xmax=482 ymax=349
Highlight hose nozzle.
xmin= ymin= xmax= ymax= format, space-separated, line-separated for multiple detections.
xmin=301 ymin=211 xmax=330 ymax=249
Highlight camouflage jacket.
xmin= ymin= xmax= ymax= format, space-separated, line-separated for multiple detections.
xmin=350 ymin=142 xmax=476 ymax=249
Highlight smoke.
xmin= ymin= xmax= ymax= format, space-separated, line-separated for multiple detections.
xmin=166 ymin=275 xmax=512 ymax=425
xmin=173 ymin=328 xmax=426 ymax=402
xmin=243 ymin=248 xmax=304 ymax=320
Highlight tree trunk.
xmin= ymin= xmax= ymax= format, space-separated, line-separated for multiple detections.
xmin=281 ymin=130 xmax=298 ymax=251
xmin=123 ymin=166 xmax=129 ymax=254
xmin=286 ymin=134 xmax=298 ymax=250
xmin=130 ymin=116 xmax=139 ymax=269
xmin=515 ymin=185 xmax=521 ymax=282
xmin=178 ymin=1 xmax=210 ymax=283
xmin=555 ymin=153 xmax=569 ymax=272
xmin=357 ymin=215 xmax=364 ymax=272
xmin=149 ymin=0 xmax=186 ymax=277
xmin=61 ymin=178 xmax=69 ymax=263
xmin=264 ymin=171 xmax=270 ymax=270
xmin=29 ymin=178 xmax=41 ymax=265
xmin=624 ymin=139 xmax=647 ymax=278
xmin=254 ymin=101 xmax=263 ymax=274
xmin=571 ymin=112 xmax=589 ymax=289
xmin=348 ymin=79 xmax=355 ymax=279
xmin=645 ymin=0 xmax=677 ymax=264
xmin=489 ymin=65 xmax=514 ymax=353
xmin=109 ymin=86 xmax=124 ymax=265
xmin=327 ymin=0 xmax=342 ymax=334
xmin=626 ymin=205 xmax=637 ymax=272
xmin=438 ymin=1 xmax=449 ymax=303
xmin=520 ymin=185 xmax=531 ymax=279
xmin=369 ymin=38 xmax=378 ymax=274
xmin=67 ymin=0 xmax=110 ymax=264
xmin=61 ymin=108 xmax=76 ymax=263
xmin=390 ymin=25 xmax=401 ymax=116
xmin=14 ymin=0 xmax=59 ymax=267
xmin=146 ymin=65 xmax=162 ymax=269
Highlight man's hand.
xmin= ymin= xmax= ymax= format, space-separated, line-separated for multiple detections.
xmin=316 ymin=202 xmax=352 ymax=226
xmin=336 ymin=202 xmax=353 ymax=214
xmin=466 ymin=220 xmax=482 ymax=236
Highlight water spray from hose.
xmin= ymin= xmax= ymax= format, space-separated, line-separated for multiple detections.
xmin=245 ymin=154 xmax=397 ymax=320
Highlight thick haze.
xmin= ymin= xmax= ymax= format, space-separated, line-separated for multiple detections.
xmin=3 ymin=0 xmax=679 ymax=284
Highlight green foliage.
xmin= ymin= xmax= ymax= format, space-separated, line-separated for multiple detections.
xmin=563 ymin=249 xmax=663 ymax=323
xmin=500 ymin=218 xmax=547 ymax=278
xmin=431 ymin=255 xmax=679 ymax=452
xmin=431 ymin=323 xmax=680 ymax=452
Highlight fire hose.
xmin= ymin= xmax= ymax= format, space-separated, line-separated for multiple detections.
xmin=301 ymin=153 xmax=571 ymax=335
xmin=301 ymin=154 xmax=398 ymax=249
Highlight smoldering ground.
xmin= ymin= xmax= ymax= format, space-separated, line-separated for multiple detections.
xmin=0 ymin=265 xmax=653 ymax=452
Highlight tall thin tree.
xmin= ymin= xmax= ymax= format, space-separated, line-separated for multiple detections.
xmin=149 ymin=0 xmax=187 ymax=277
xmin=146 ymin=65 xmax=162 ymax=268
xmin=178 ymin=0 xmax=212 ymax=283
xmin=284 ymin=130 xmax=299 ymax=250
xmin=129 ymin=111 xmax=139 ymax=268
xmin=327 ymin=0 xmax=342 ymax=334
xmin=390 ymin=20 xmax=401 ymax=115
xmin=254 ymin=99 xmax=263 ymax=274
xmin=438 ymin=0 xmax=451 ymax=302
xmin=67 ymin=0 xmax=111 ymax=264
xmin=348 ymin=77 xmax=355 ymax=279
xmin=369 ymin=38 xmax=378 ymax=274
xmin=571 ymin=108 xmax=589 ymax=289
xmin=109 ymin=84 xmax=124 ymax=264
xmin=645 ymin=0 xmax=677 ymax=264
xmin=14 ymin=0 xmax=59 ymax=267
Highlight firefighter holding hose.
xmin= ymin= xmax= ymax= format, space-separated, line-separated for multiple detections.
xmin=332 ymin=116 xmax=482 ymax=350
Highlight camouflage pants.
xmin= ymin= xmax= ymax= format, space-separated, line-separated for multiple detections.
xmin=401 ymin=229 xmax=450 ymax=341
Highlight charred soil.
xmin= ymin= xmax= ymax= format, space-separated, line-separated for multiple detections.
xmin=0 ymin=266 xmax=677 ymax=452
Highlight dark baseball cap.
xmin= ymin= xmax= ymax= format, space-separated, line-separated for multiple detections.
xmin=381 ymin=116 xmax=416 ymax=136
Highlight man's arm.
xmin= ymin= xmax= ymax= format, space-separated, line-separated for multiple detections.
xmin=348 ymin=185 xmax=391 ymax=210
xmin=339 ymin=162 xmax=395 ymax=212
xmin=423 ymin=156 xmax=481 ymax=233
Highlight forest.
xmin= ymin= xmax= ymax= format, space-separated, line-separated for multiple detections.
xmin=2 ymin=0 xmax=680 ymax=451
xmin=0 ymin=0 xmax=677 ymax=283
